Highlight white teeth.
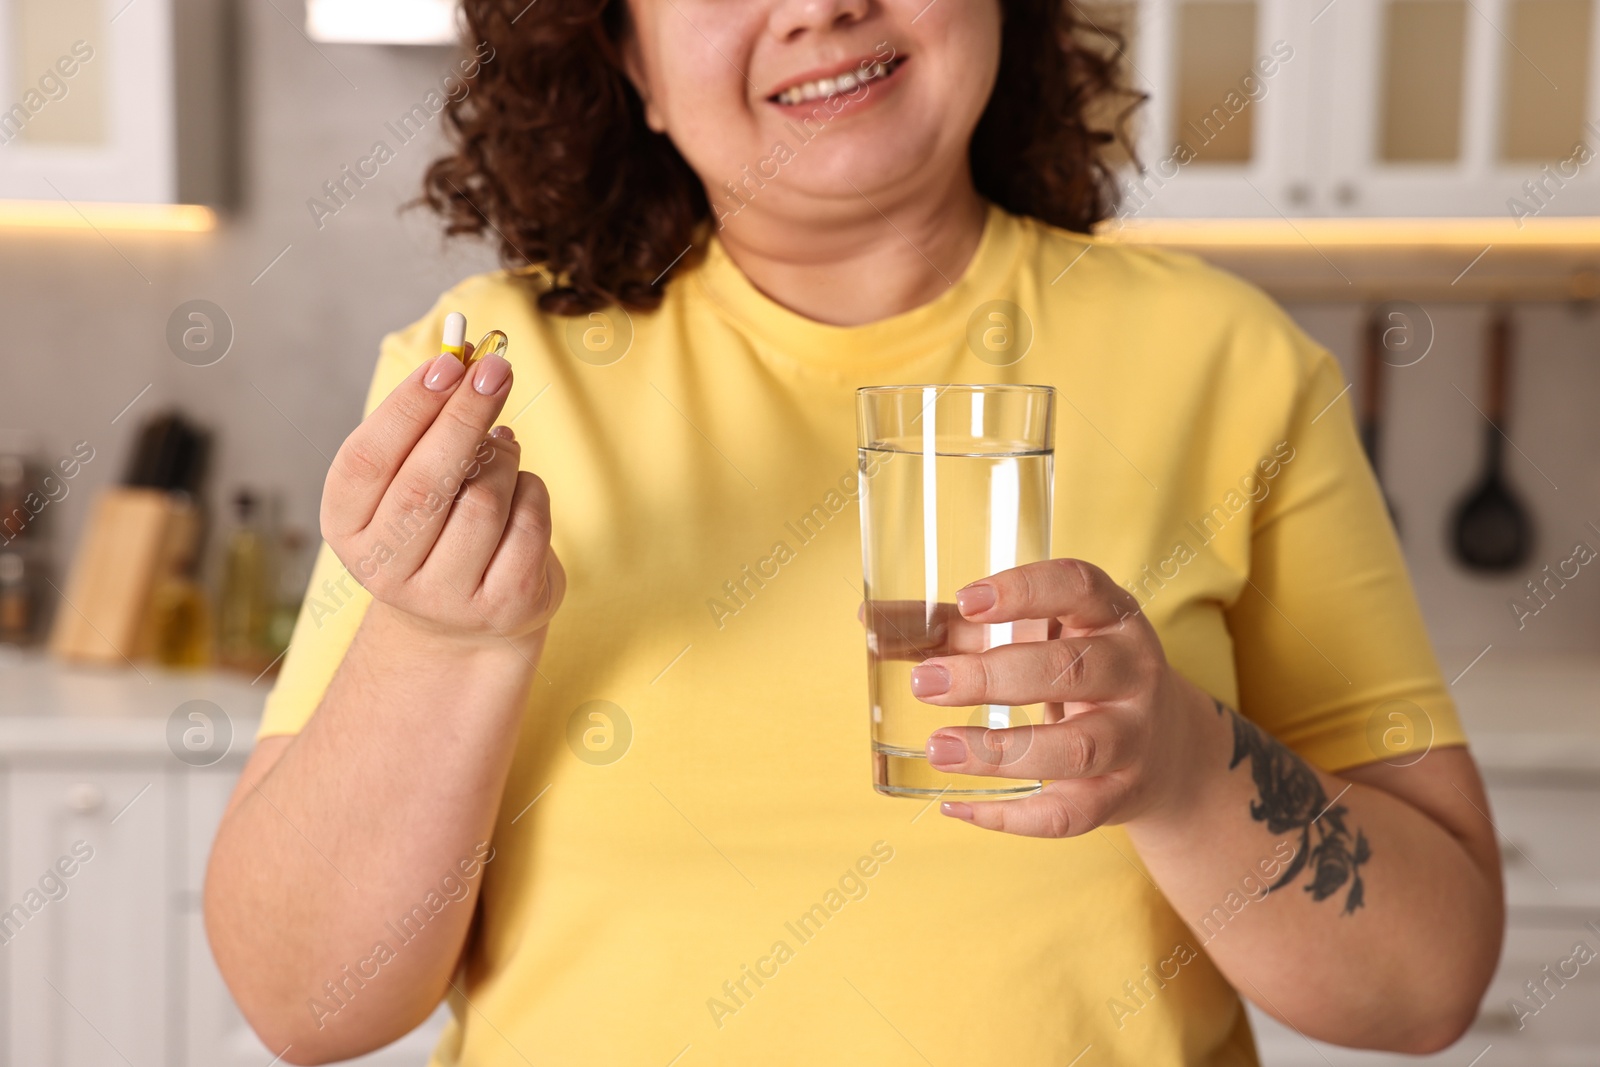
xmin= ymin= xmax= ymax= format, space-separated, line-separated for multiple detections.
xmin=773 ymin=58 xmax=896 ymax=106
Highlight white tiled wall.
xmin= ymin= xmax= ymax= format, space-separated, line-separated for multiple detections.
xmin=1291 ymin=302 xmax=1600 ymax=660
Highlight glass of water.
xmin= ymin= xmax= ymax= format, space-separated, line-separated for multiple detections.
xmin=856 ymin=384 xmax=1056 ymax=799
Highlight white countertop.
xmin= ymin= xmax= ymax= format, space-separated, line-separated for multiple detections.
xmin=0 ymin=646 xmax=1595 ymax=770
xmin=0 ymin=647 xmax=264 ymax=759
xmin=1445 ymin=648 xmax=1600 ymax=775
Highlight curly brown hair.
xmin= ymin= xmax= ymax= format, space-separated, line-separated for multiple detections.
xmin=421 ymin=0 xmax=1141 ymax=315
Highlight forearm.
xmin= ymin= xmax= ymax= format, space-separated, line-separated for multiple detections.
xmin=204 ymin=602 xmax=541 ymax=1062
xmin=1126 ymin=686 xmax=1503 ymax=1053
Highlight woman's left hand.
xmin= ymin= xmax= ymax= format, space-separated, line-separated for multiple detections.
xmin=908 ymin=558 xmax=1221 ymax=837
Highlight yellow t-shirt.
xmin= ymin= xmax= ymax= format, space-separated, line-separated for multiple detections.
xmin=261 ymin=203 xmax=1464 ymax=1066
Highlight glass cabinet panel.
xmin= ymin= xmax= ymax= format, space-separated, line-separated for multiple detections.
xmin=1172 ymin=0 xmax=1258 ymax=163
xmin=12 ymin=0 xmax=107 ymax=145
xmin=1499 ymin=0 xmax=1592 ymax=160
xmin=1379 ymin=0 xmax=1467 ymax=161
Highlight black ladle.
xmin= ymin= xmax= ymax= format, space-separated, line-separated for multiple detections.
xmin=1450 ymin=311 xmax=1533 ymax=572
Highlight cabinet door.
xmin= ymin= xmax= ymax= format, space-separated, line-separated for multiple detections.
xmin=4 ymin=769 xmax=169 ymax=1067
xmin=1325 ymin=0 xmax=1600 ymax=216
xmin=1115 ymin=0 xmax=1317 ymax=218
xmin=0 ymin=0 xmax=178 ymax=203
xmin=179 ymin=766 xmax=284 ymax=1067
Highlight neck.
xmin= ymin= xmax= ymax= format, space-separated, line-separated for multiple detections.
xmin=711 ymin=170 xmax=989 ymax=327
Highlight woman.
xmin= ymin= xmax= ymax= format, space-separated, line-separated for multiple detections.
xmin=204 ymin=1 xmax=1504 ymax=1064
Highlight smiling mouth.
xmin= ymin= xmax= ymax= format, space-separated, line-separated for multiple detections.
xmin=767 ymin=56 xmax=907 ymax=107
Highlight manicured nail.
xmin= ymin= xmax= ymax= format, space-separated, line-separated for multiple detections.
xmin=490 ymin=425 xmax=515 ymax=442
xmin=926 ymin=733 xmax=966 ymax=765
xmin=910 ymin=663 xmax=950 ymax=697
xmin=957 ymin=583 xmax=996 ymax=616
xmin=473 ymin=354 xmax=511 ymax=395
xmin=941 ymin=801 xmax=974 ymax=821
xmin=424 ymin=353 xmax=466 ymax=392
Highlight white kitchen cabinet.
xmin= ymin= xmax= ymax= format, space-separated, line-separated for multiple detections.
xmin=0 ymin=0 xmax=224 ymax=205
xmin=0 ymin=756 xmax=448 ymax=1067
xmin=1491 ymin=778 xmax=1600 ymax=910
xmin=177 ymin=768 xmax=245 ymax=1067
xmin=1321 ymin=0 xmax=1600 ymax=217
xmin=1117 ymin=0 xmax=1316 ymax=218
xmin=3 ymin=769 xmax=170 ymax=1067
xmin=0 ymin=654 xmax=447 ymax=1067
xmin=1115 ymin=0 xmax=1600 ymax=217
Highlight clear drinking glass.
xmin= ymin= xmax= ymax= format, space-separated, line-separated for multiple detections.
xmin=856 ymin=385 xmax=1056 ymax=799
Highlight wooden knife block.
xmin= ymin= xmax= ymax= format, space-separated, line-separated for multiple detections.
xmin=49 ymin=488 xmax=199 ymax=666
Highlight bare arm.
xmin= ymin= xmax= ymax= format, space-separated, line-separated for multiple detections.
xmin=204 ymin=345 xmax=564 ymax=1065
xmin=1124 ymin=707 xmax=1502 ymax=1053
xmin=205 ymin=609 xmax=540 ymax=1063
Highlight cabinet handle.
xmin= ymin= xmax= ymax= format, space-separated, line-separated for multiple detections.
xmin=65 ymin=782 xmax=105 ymax=814
xmin=1498 ymin=839 xmax=1531 ymax=868
xmin=1476 ymin=1007 xmax=1519 ymax=1033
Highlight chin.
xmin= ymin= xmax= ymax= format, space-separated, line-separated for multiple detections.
xmin=791 ymin=131 xmax=955 ymax=200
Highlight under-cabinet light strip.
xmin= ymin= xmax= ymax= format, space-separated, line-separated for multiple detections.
xmin=0 ymin=201 xmax=217 ymax=233
xmin=1103 ymin=216 xmax=1600 ymax=249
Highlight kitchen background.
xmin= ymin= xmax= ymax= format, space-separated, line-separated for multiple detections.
xmin=1 ymin=0 xmax=1598 ymax=1065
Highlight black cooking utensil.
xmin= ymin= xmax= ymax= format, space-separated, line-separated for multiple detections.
xmin=1360 ymin=310 xmax=1399 ymax=529
xmin=1450 ymin=311 xmax=1532 ymax=572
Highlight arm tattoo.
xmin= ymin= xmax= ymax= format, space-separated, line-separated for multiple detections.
xmin=1214 ymin=699 xmax=1371 ymax=914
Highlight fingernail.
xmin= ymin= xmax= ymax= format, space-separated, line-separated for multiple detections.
xmin=472 ymin=354 xmax=511 ymax=395
xmin=941 ymin=801 xmax=974 ymax=821
xmin=424 ymin=353 xmax=466 ymax=392
xmin=490 ymin=425 xmax=515 ymax=442
xmin=910 ymin=664 xmax=950 ymax=697
xmin=957 ymin=583 xmax=996 ymax=616
xmin=926 ymin=733 xmax=966 ymax=765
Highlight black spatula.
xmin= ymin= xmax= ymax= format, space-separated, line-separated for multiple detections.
xmin=1450 ymin=311 xmax=1533 ymax=573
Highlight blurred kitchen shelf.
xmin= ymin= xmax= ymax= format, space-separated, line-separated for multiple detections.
xmin=1102 ymin=217 xmax=1600 ymax=302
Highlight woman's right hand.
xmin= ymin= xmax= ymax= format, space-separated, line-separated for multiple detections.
xmin=320 ymin=344 xmax=565 ymax=649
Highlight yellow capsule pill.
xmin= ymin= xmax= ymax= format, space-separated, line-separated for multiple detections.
xmin=470 ymin=330 xmax=508 ymax=366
